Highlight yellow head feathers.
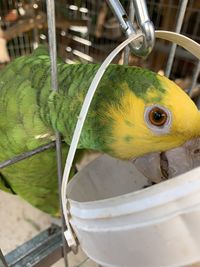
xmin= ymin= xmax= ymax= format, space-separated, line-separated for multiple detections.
xmin=105 ymin=74 xmax=200 ymax=160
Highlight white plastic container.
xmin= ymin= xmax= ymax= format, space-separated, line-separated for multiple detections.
xmin=67 ymin=155 xmax=200 ymax=267
xmin=62 ymin=31 xmax=200 ymax=266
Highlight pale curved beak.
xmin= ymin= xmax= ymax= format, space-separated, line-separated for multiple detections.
xmin=133 ymin=138 xmax=200 ymax=184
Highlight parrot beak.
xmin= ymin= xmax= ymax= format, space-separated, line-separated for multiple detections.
xmin=133 ymin=138 xmax=200 ymax=184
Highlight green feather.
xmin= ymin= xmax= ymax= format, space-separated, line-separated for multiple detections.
xmin=0 ymin=47 xmax=168 ymax=215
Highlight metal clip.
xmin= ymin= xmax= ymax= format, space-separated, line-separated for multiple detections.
xmin=106 ymin=0 xmax=155 ymax=57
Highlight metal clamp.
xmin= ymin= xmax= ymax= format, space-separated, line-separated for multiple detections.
xmin=106 ymin=0 xmax=155 ymax=57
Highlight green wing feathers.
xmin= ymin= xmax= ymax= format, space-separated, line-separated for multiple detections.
xmin=0 ymin=48 xmax=96 ymax=215
xmin=1 ymin=47 xmax=191 ymax=215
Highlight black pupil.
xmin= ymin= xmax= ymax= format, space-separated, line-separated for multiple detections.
xmin=153 ymin=111 xmax=164 ymax=121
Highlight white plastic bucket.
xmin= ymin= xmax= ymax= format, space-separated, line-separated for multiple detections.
xmin=67 ymin=155 xmax=200 ymax=267
xmin=61 ymin=32 xmax=200 ymax=266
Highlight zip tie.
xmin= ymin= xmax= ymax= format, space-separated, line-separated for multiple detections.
xmin=61 ymin=30 xmax=200 ymax=249
xmin=61 ymin=32 xmax=144 ymax=249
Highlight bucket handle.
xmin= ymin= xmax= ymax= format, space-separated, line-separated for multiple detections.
xmin=61 ymin=31 xmax=200 ymax=250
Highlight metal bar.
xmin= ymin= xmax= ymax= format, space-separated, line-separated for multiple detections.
xmin=106 ymin=0 xmax=133 ymax=33
xmin=123 ymin=0 xmax=134 ymax=65
xmin=154 ymin=41 xmax=196 ymax=61
xmin=154 ymin=41 xmax=197 ymax=61
xmin=132 ymin=0 xmax=155 ymax=55
xmin=123 ymin=46 xmax=130 ymax=65
xmin=0 ymin=249 xmax=9 ymax=267
xmin=165 ymin=0 xmax=188 ymax=77
xmin=46 ymin=1 xmax=69 ymax=266
xmin=0 ymin=142 xmax=55 ymax=169
xmin=5 ymin=225 xmax=68 ymax=267
xmin=189 ymin=60 xmax=200 ymax=97
xmin=106 ymin=0 xmax=154 ymax=57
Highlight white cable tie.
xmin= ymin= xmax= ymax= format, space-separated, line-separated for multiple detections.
xmin=61 ymin=32 xmax=144 ymax=249
xmin=61 ymin=30 xmax=200 ymax=250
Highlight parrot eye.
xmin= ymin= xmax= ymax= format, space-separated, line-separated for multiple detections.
xmin=144 ymin=105 xmax=172 ymax=134
xmin=149 ymin=107 xmax=167 ymax=126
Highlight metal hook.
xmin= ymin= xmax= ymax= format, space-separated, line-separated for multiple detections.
xmin=106 ymin=0 xmax=155 ymax=57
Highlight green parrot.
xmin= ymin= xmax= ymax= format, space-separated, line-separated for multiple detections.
xmin=0 ymin=47 xmax=200 ymax=216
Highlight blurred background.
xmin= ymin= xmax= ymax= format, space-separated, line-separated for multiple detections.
xmin=0 ymin=0 xmax=200 ymax=87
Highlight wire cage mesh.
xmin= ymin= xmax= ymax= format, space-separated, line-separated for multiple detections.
xmin=0 ymin=0 xmax=200 ymax=266
xmin=0 ymin=1 xmax=200 ymax=77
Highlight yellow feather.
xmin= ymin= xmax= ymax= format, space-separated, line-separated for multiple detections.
xmin=158 ymin=75 xmax=200 ymax=138
xmin=106 ymin=77 xmax=200 ymax=160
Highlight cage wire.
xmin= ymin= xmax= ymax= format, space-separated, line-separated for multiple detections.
xmin=0 ymin=1 xmax=200 ymax=78
xmin=0 ymin=0 xmax=200 ymax=266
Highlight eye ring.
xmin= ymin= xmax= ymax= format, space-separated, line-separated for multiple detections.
xmin=144 ymin=105 xmax=172 ymax=134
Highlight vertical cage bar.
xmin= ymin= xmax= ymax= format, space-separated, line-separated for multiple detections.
xmin=46 ymin=1 xmax=69 ymax=266
xmin=123 ymin=46 xmax=130 ymax=65
xmin=0 ymin=249 xmax=8 ymax=267
xmin=123 ymin=0 xmax=134 ymax=65
xmin=189 ymin=60 xmax=200 ymax=97
xmin=165 ymin=0 xmax=188 ymax=77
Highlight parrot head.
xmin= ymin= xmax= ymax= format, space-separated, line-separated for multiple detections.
xmin=99 ymin=67 xmax=200 ymax=161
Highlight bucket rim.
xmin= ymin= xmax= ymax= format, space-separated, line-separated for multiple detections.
xmin=67 ymin=164 xmax=200 ymax=219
